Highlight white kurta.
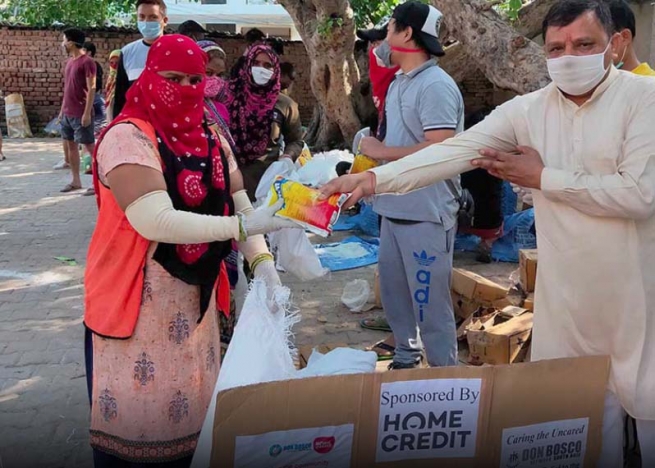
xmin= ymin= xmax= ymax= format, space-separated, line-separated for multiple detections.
xmin=372 ymin=67 xmax=655 ymax=419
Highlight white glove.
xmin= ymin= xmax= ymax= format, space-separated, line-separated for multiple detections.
xmin=253 ymin=259 xmax=282 ymax=289
xmin=241 ymin=200 xmax=300 ymax=238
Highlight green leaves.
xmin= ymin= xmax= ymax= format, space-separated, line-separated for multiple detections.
xmin=1 ymin=0 xmax=140 ymax=27
xmin=497 ymin=0 xmax=524 ymax=21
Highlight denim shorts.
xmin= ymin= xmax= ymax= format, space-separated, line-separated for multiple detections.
xmin=61 ymin=115 xmax=95 ymax=145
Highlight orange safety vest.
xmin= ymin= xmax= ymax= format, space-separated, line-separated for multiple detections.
xmin=84 ymin=118 xmax=230 ymax=339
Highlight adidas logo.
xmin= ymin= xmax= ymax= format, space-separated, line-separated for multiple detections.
xmin=413 ymin=250 xmax=436 ymax=267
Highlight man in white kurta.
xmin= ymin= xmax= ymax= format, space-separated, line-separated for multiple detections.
xmin=323 ymin=1 xmax=655 ymax=465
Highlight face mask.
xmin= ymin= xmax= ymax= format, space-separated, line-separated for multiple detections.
xmin=373 ymin=41 xmax=394 ymax=68
xmin=615 ymin=46 xmax=627 ymax=69
xmin=390 ymin=46 xmax=423 ymax=53
xmin=252 ymin=66 xmax=274 ymax=85
xmin=138 ymin=21 xmax=162 ymax=41
xmin=546 ymin=42 xmax=611 ymax=96
xmin=204 ymin=76 xmax=225 ymax=98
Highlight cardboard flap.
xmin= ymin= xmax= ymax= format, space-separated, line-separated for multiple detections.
xmin=210 ymin=358 xmax=608 ymax=468
xmin=487 ymin=356 xmax=610 ymax=467
xmin=452 ymin=269 xmax=509 ymax=303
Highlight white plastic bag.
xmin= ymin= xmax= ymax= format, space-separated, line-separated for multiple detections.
xmin=192 ymin=280 xmax=299 ymax=468
xmin=254 ymin=158 xmax=296 ymax=204
xmin=341 ymin=279 xmax=373 ymax=313
xmin=297 ymin=347 xmax=377 ymax=378
xmin=268 ymin=228 xmax=328 ymax=281
xmin=192 ymin=281 xmax=376 ymax=468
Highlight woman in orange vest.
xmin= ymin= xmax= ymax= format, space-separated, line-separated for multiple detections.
xmin=84 ymin=35 xmax=295 ymax=467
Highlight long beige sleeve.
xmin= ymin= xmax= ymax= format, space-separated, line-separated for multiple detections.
xmin=126 ymin=191 xmax=241 ymax=243
xmin=541 ymin=93 xmax=655 ymax=220
xmin=372 ymin=104 xmax=519 ymax=195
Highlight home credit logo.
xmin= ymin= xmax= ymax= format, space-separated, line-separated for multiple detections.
xmin=376 ymin=378 xmax=483 ymax=463
xmin=313 ymin=437 xmax=335 ymax=454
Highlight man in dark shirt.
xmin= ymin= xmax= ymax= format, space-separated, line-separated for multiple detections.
xmin=59 ymin=28 xmax=96 ymax=192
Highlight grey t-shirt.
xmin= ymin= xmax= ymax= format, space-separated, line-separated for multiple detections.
xmin=372 ymin=60 xmax=464 ymax=229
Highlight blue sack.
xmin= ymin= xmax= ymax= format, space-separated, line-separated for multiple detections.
xmin=333 ymin=203 xmax=380 ymax=237
xmin=315 ymin=236 xmax=379 ymax=272
xmin=492 ymin=208 xmax=537 ymax=263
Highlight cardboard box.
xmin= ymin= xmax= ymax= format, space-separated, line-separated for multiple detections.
xmin=212 ymin=356 xmax=608 ymax=467
xmin=456 ymin=308 xmax=498 ymax=341
xmin=523 ymin=293 xmax=534 ymax=311
xmin=519 ymin=250 xmax=538 ymax=293
xmin=451 ymin=292 xmax=482 ymax=320
xmin=452 ymin=269 xmax=509 ymax=304
xmin=467 ymin=313 xmax=533 ymax=366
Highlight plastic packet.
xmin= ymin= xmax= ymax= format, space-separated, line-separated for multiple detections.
xmin=295 ymin=143 xmax=313 ymax=168
xmin=350 ymin=152 xmax=379 ymax=174
xmin=268 ymin=176 xmax=349 ymax=237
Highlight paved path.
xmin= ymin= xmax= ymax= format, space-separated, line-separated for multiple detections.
xmin=0 ymin=139 xmax=516 ymax=468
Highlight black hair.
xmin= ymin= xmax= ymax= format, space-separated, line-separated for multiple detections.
xmin=392 ymin=18 xmax=430 ymax=54
xmin=83 ymin=41 xmax=96 ymax=57
xmin=280 ymin=62 xmax=295 ymax=80
xmin=268 ymin=38 xmax=284 ymax=56
xmin=465 ymin=109 xmax=492 ymax=130
xmin=245 ymin=28 xmax=266 ymax=44
xmin=542 ymin=0 xmax=613 ymax=39
xmin=136 ymin=0 xmax=167 ymax=15
xmin=63 ymin=28 xmax=85 ymax=48
xmin=608 ymin=0 xmax=636 ymax=38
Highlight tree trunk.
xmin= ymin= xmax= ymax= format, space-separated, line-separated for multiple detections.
xmin=432 ymin=0 xmax=550 ymax=94
xmin=516 ymin=0 xmax=559 ymax=39
xmin=278 ymin=0 xmax=363 ymax=150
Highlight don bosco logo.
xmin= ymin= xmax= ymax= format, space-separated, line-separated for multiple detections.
xmin=413 ymin=251 xmax=436 ymax=322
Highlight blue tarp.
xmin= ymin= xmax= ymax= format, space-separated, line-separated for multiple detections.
xmin=333 ymin=203 xmax=380 ymax=237
xmin=455 ymin=208 xmax=537 ymax=263
xmin=315 ymin=236 xmax=379 ymax=272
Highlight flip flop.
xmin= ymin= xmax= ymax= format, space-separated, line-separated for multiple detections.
xmin=83 ymin=187 xmax=96 ymax=196
xmin=360 ymin=316 xmax=392 ymax=332
xmin=368 ymin=340 xmax=395 ymax=361
xmin=60 ymin=184 xmax=82 ymax=193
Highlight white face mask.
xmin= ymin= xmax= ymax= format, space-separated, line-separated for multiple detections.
xmin=546 ymin=42 xmax=611 ymax=96
xmin=252 ymin=66 xmax=274 ymax=86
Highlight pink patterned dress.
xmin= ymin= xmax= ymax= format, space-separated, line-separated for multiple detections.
xmin=89 ymin=124 xmax=221 ymax=464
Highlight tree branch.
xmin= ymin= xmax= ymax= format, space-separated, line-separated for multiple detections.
xmin=515 ymin=0 xmax=559 ymax=38
xmin=431 ymin=0 xmax=549 ymax=94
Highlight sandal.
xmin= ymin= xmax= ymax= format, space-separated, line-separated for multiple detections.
xmin=60 ymin=183 xmax=82 ymax=193
xmin=83 ymin=187 xmax=96 ymax=196
xmin=368 ymin=338 xmax=395 ymax=361
xmin=360 ymin=316 xmax=392 ymax=332
xmin=0 ymin=154 xmax=6 ymax=161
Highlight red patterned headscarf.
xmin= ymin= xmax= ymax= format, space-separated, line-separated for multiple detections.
xmin=225 ymin=44 xmax=281 ymax=165
xmin=117 ymin=35 xmax=209 ymax=157
xmin=95 ymin=35 xmax=233 ymax=320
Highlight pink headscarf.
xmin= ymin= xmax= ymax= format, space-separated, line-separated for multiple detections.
xmin=225 ymin=44 xmax=281 ymax=165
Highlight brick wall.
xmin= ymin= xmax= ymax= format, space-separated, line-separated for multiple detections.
xmin=0 ymin=26 xmax=315 ymax=133
xmin=0 ymin=26 xmax=501 ymax=136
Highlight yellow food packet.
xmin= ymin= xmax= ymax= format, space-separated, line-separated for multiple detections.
xmin=296 ymin=143 xmax=313 ymax=167
xmin=268 ymin=176 xmax=349 ymax=237
xmin=350 ymin=153 xmax=379 ymax=174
